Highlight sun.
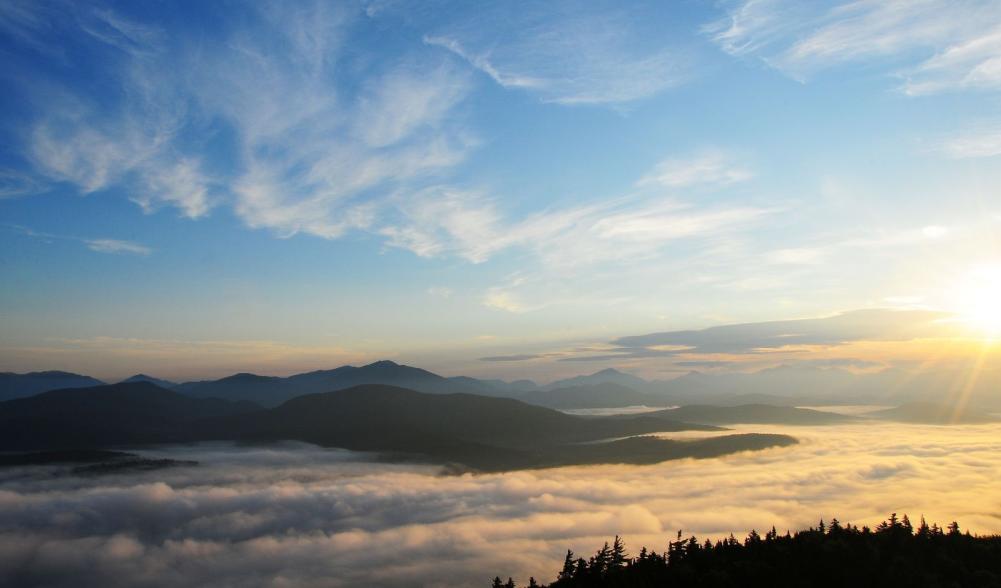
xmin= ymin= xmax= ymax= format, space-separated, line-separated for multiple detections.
xmin=954 ymin=264 xmax=1001 ymax=337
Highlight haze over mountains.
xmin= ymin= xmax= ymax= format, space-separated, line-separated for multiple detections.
xmin=3 ymin=360 xmax=999 ymax=412
xmin=0 ymin=371 xmax=104 ymax=402
xmin=2 ymin=358 xmax=995 ymax=472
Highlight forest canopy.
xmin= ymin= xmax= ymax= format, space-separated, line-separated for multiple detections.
xmin=493 ymin=514 xmax=1001 ymax=587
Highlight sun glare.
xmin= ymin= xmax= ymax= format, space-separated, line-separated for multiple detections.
xmin=954 ymin=264 xmax=1001 ymax=337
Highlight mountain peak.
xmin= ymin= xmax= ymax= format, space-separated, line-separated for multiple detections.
xmin=121 ymin=373 xmax=177 ymax=387
xmin=363 ymin=360 xmax=402 ymax=369
xmin=123 ymin=373 xmax=157 ymax=382
xmin=593 ymin=368 xmax=626 ymax=376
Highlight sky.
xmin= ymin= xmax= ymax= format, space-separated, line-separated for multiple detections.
xmin=1 ymin=0 xmax=1001 ymax=382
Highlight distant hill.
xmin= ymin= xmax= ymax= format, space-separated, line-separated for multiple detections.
xmin=175 ymin=360 xmax=517 ymax=407
xmin=519 ymin=383 xmax=669 ymax=409
xmin=647 ymin=404 xmax=855 ymax=425
xmin=9 ymin=361 xmax=1001 ymax=413
xmin=546 ymin=368 xmax=651 ymax=392
xmin=202 ymin=384 xmax=709 ymax=448
xmin=174 ymin=373 xmax=299 ymax=407
xmin=119 ymin=373 xmax=177 ymax=388
xmin=197 ymin=384 xmax=739 ymax=470
xmin=0 ymin=382 xmax=259 ymax=449
xmin=0 ymin=381 xmax=798 ymax=471
xmin=0 ymin=371 xmax=105 ymax=401
xmin=446 ymin=375 xmax=539 ymax=396
xmin=865 ymin=402 xmax=1000 ymax=425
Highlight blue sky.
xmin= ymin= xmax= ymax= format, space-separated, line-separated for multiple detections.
xmin=1 ymin=0 xmax=1001 ymax=381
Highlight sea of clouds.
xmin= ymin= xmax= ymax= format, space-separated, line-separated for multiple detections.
xmin=2 ymin=423 xmax=1001 ymax=587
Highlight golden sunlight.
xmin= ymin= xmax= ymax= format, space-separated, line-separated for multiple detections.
xmin=953 ymin=263 xmax=1001 ymax=337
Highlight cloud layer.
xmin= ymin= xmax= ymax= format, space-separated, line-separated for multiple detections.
xmin=2 ymin=424 xmax=1001 ymax=587
xmin=611 ymin=308 xmax=954 ymax=355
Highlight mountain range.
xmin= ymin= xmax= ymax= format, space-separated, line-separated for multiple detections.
xmin=3 ymin=359 xmax=998 ymax=412
xmin=0 ymin=381 xmax=801 ymax=471
xmin=1 ymin=371 xmax=105 ymax=402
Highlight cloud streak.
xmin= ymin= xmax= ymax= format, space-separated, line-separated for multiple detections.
xmin=84 ymin=239 xmax=151 ymax=256
xmin=419 ymin=3 xmax=687 ymax=105
xmin=6 ymin=225 xmax=152 ymax=257
xmin=382 ymin=150 xmax=766 ymax=272
xmin=612 ymin=308 xmax=955 ymax=355
xmin=706 ymin=0 xmax=1001 ymax=93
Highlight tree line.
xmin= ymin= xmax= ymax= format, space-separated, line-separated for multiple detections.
xmin=491 ymin=514 xmax=1001 ymax=587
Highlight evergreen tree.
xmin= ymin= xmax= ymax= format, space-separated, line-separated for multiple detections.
xmin=610 ymin=536 xmax=627 ymax=570
xmin=557 ymin=550 xmax=575 ymax=581
xmin=499 ymin=514 xmax=1001 ymax=588
xmin=591 ymin=541 xmax=612 ymax=575
xmin=917 ymin=516 xmax=930 ymax=538
xmin=829 ymin=518 xmax=842 ymax=534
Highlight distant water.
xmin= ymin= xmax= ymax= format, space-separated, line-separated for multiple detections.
xmin=560 ymin=405 xmax=673 ymax=416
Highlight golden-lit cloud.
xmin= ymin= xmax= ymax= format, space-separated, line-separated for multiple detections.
xmin=1 ymin=423 xmax=1000 ymax=587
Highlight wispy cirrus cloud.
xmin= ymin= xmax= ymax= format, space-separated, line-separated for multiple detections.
xmin=418 ymin=3 xmax=688 ymax=105
xmin=382 ymin=151 xmax=767 ymax=271
xmin=940 ymin=124 xmax=1001 ymax=158
xmin=636 ymin=151 xmax=753 ymax=189
xmin=0 ymin=169 xmax=46 ymax=198
xmin=6 ymin=225 xmax=151 ymax=256
xmin=706 ymin=0 xmax=1001 ymax=93
xmin=15 ymin=1 xmax=474 ymax=237
xmin=84 ymin=238 xmax=151 ymax=256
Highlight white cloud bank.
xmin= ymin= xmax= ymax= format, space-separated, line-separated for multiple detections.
xmin=1 ymin=423 xmax=1000 ymax=587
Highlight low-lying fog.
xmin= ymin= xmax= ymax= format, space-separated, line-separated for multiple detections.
xmin=3 ymin=421 xmax=1001 ymax=588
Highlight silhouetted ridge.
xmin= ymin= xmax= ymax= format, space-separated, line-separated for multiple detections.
xmin=866 ymin=402 xmax=999 ymax=424
xmin=120 ymin=373 xmax=176 ymax=388
xmin=1 ymin=381 xmax=796 ymax=470
xmin=519 ymin=382 xmax=668 ymax=409
xmin=648 ymin=404 xmax=855 ymax=425
xmin=0 ymin=382 xmax=259 ymax=449
xmin=203 ymin=384 xmax=717 ymax=451
xmin=194 ymin=384 xmax=794 ymax=471
xmin=0 ymin=370 xmax=105 ymax=402
xmin=499 ymin=514 xmax=1001 ymax=587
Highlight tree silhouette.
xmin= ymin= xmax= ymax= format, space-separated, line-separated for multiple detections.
xmin=496 ymin=514 xmax=1001 ymax=587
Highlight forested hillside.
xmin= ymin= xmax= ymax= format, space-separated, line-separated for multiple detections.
xmin=493 ymin=514 xmax=1001 ymax=587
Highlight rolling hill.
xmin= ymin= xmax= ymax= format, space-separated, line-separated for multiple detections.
xmin=0 ymin=371 xmax=105 ymax=402
xmin=0 ymin=382 xmax=259 ymax=449
xmin=0 ymin=381 xmax=799 ymax=471
xmin=518 ymin=382 xmax=669 ymax=409
xmin=647 ymin=404 xmax=855 ymax=425
xmin=197 ymin=385 xmax=792 ymax=471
